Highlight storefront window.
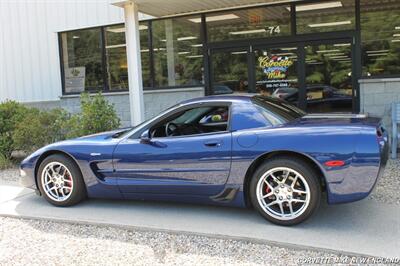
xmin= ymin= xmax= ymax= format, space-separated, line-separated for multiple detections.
xmin=361 ymin=0 xmax=400 ymax=77
xmin=207 ymin=6 xmax=291 ymax=42
xmin=152 ymin=16 xmax=204 ymax=87
xmin=296 ymin=0 xmax=355 ymax=34
xmin=104 ymin=23 xmax=151 ymax=90
xmin=211 ymin=49 xmax=249 ymax=95
xmin=61 ymin=28 xmax=104 ymax=93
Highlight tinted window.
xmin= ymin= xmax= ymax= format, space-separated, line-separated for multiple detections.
xmin=361 ymin=0 xmax=400 ymax=76
xmin=152 ymin=16 xmax=204 ymax=87
xmin=207 ymin=6 xmax=291 ymax=42
xmin=61 ymin=28 xmax=104 ymax=93
xmin=252 ymin=96 xmax=306 ymax=123
xmin=296 ymin=0 xmax=355 ymax=34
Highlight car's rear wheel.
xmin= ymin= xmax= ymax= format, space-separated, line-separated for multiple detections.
xmin=249 ymin=157 xmax=321 ymax=226
xmin=37 ymin=154 xmax=86 ymax=207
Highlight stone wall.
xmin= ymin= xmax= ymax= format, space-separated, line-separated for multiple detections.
xmin=359 ymin=78 xmax=400 ymax=130
xmin=59 ymin=87 xmax=205 ymax=127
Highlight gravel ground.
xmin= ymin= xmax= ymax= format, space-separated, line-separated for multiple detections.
xmin=0 ymin=167 xmax=19 ymax=186
xmin=367 ymin=159 xmax=400 ymax=205
xmin=0 ymin=216 xmax=372 ymax=266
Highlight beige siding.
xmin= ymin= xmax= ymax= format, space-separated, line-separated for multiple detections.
xmin=0 ymin=0 xmax=148 ymax=102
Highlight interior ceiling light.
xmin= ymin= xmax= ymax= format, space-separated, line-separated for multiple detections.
xmin=107 ymin=25 xmax=147 ymax=33
xmin=334 ymin=43 xmax=351 ymax=47
xmin=186 ymin=55 xmax=203 ymax=58
xmin=329 ymin=55 xmax=349 ymax=59
xmin=317 ymin=49 xmax=340 ymax=53
xmin=309 ymin=21 xmax=351 ymax=28
xmin=189 ymin=14 xmax=239 ymax=23
xmin=275 ymin=53 xmax=294 ymax=56
xmin=178 ymin=51 xmax=190 ymax=55
xmin=231 ymin=51 xmax=247 ymax=55
xmin=191 ymin=44 xmax=203 ymax=47
xmin=393 ymin=34 xmax=400 ymax=37
xmin=229 ymin=29 xmax=266 ymax=35
xmin=366 ymin=49 xmax=389 ymax=54
xmin=177 ymin=36 xmax=197 ymax=41
xmin=324 ymin=53 xmax=345 ymax=56
xmin=392 ymin=39 xmax=400 ymax=42
xmin=292 ymin=1 xmax=343 ymax=12
xmin=395 ymin=26 xmax=400 ymax=30
xmin=367 ymin=53 xmax=388 ymax=57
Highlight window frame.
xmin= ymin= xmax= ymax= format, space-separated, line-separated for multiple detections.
xmin=128 ymin=101 xmax=233 ymax=140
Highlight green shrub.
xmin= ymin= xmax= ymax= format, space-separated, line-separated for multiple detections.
xmin=0 ymin=93 xmax=120 ymax=157
xmin=0 ymin=154 xmax=13 ymax=170
xmin=13 ymin=108 xmax=70 ymax=153
xmin=0 ymin=101 xmax=29 ymax=159
xmin=66 ymin=93 xmax=121 ymax=138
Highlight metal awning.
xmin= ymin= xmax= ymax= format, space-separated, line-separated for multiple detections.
xmin=113 ymin=0 xmax=297 ymax=18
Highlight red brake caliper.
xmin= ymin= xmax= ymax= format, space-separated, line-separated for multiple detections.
xmin=265 ymin=179 xmax=271 ymax=194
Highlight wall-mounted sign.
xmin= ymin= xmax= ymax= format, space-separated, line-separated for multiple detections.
xmin=65 ymin=67 xmax=85 ymax=93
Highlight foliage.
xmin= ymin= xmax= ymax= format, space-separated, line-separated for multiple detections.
xmin=0 ymin=101 xmax=29 ymax=159
xmin=0 ymin=154 xmax=13 ymax=170
xmin=0 ymin=93 xmax=120 ymax=161
xmin=12 ymin=108 xmax=70 ymax=153
xmin=65 ymin=93 xmax=121 ymax=139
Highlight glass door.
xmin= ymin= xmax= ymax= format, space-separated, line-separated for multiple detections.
xmin=210 ymin=47 xmax=250 ymax=95
xmin=253 ymin=46 xmax=300 ymax=104
xmin=304 ymin=42 xmax=353 ymax=113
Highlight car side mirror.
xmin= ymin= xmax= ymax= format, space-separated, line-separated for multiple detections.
xmin=140 ymin=130 xmax=151 ymax=144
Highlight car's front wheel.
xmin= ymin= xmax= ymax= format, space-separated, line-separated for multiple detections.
xmin=37 ymin=154 xmax=86 ymax=207
xmin=249 ymin=157 xmax=321 ymax=226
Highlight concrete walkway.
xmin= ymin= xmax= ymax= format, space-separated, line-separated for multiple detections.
xmin=0 ymin=184 xmax=399 ymax=258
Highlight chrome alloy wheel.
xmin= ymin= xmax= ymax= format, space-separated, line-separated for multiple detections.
xmin=41 ymin=162 xmax=74 ymax=202
xmin=256 ymin=167 xmax=310 ymax=221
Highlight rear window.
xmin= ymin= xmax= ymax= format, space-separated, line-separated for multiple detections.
xmin=252 ymin=96 xmax=305 ymax=123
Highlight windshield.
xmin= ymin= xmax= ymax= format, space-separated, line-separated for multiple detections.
xmin=252 ymin=96 xmax=306 ymax=123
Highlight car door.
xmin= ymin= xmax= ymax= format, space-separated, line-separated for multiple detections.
xmin=112 ymin=104 xmax=232 ymax=196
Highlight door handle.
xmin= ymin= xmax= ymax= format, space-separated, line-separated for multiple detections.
xmin=204 ymin=140 xmax=222 ymax=147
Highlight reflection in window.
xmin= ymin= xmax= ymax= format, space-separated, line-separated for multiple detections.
xmin=152 ymin=16 xmax=204 ymax=87
xmin=211 ymin=50 xmax=248 ymax=95
xmin=61 ymin=29 xmax=103 ymax=93
xmin=361 ymin=0 xmax=400 ymax=76
xmin=207 ymin=6 xmax=291 ymax=42
xmin=104 ymin=23 xmax=150 ymax=90
xmin=304 ymin=43 xmax=353 ymax=113
xmin=296 ymin=0 xmax=355 ymax=34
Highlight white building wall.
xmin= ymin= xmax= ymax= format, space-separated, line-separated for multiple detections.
xmin=0 ymin=0 xmax=148 ymax=103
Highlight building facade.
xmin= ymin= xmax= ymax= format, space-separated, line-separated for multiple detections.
xmin=1 ymin=0 xmax=400 ymax=127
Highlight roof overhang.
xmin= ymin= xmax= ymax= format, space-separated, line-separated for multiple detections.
xmin=112 ymin=0 xmax=298 ymax=18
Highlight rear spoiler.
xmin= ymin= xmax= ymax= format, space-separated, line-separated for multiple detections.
xmin=304 ymin=113 xmax=368 ymax=119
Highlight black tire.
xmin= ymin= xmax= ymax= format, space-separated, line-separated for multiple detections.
xmin=249 ymin=157 xmax=321 ymax=226
xmin=37 ymin=154 xmax=86 ymax=207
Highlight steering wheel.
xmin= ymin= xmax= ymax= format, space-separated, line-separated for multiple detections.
xmin=165 ymin=122 xmax=179 ymax=136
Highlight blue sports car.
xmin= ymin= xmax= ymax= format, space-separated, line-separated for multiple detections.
xmin=20 ymin=96 xmax=388 ymax=225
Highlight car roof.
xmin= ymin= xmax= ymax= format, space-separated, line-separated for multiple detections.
xmin=179 ymin=95 xmax=253 ymax=105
